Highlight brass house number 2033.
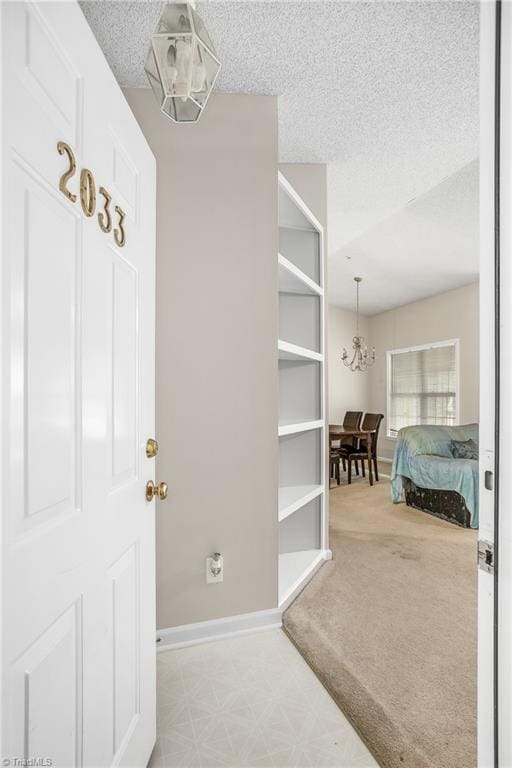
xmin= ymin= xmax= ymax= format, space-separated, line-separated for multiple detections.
xmin=57 ymin=141 xmax=126 ymax=247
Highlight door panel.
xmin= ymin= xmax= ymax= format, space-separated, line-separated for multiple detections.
xmin=25 ymin=184 xmax=77 ymax=519
xmin=9 ymin=165 xmax=81 ymax=538
xmin=10 ymin=601 xmax=83 ymax=767
xmin=110 ymin=545 xmax=140 ymax=758
xmin=2 ymin=3 xmax=156 ymax=766
xmin=111 ymin=254 xmax=138 ymax=486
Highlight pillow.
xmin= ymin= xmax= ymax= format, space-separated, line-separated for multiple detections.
xmin=451 ymin=439 xmax=478 ymax=460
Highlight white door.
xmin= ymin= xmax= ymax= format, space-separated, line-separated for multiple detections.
xmin=1 ymin=2 xmax=157 ymax=767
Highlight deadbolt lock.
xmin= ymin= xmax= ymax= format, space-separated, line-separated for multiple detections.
xmin=146 ymin=480 xmax=168 ymax=502
xmin=146 ymin=438 xmax=159 ymax=458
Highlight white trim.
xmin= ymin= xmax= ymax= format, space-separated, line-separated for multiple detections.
xmin=377 ymin=456 xmax=392 ymax=464
xmin=478 ymin=3 xmax=496 ymax=765
xmin=278 ymin=419 xmax=323 ymax=437
xmin=278 ymin=253 xmax=323 ymax=296
xmin=278 ymin=484 xmax=324 ymax=522
xmin=386 ymin=338 xmax=460 ymax=356
xmin=386 ymin=338 xmax=460 ymax=438
xmin=278 ymin=549 xmax=332 ymax=610
xmin=278 ymin=339 xmax=323 ymax=362
xmin=277 ymin=171 xmax=324 ymax=234
xmin=156 ymin=608 xmax=283 ymax=652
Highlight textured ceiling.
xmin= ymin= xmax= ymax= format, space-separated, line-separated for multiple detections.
xmin=330 ymin=158 xmax=479 ymax=314
xmin=80 ymin=0 xmax=479 ymax=313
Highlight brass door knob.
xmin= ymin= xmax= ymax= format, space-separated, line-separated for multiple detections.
xmin=146 ymin=438 xmax=159 ymax=458
xmin=146 ymin=480 xmax=168 ymax=502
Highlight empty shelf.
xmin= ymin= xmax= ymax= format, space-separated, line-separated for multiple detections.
xmin=278 ymin=340 xmax=323 ymax=362
xmin=278 ymin=549 xmax=325 ymax=606
xmin=278 ymin=254 xmax=323 ymax=296
xmin=278 ymin=485 xmax=324 ymax=522
xmin=278 ymin=419 xmax=323 ymax=437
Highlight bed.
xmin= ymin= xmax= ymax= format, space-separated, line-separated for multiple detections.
xmin=390 ymin=424 xmax=479 ymax=528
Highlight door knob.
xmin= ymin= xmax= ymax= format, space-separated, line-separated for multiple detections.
xmin=146 ymin=480 xmax=168 ymax=502
xmin=146 ymin=438 xmax=159 ymax=458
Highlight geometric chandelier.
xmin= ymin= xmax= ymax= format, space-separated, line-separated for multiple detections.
xmin=145 ymin=2 xmax=221 ymax=123
xmin=341 ymin=277 xmax=376 ymax=372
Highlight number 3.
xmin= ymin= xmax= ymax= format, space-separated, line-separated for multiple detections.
xmin=98 ymin=187 xmax=112 ymax=233
xmin=114 ymin=206 xmax=126 ymax=248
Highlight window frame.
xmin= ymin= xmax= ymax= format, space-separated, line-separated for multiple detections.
xmin=386 ymin=338 xmax=461 ymax=439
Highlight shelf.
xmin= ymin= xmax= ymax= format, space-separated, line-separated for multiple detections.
xmin=278 ymin=485 xmax=324 ymax=522
xmin=278 ymin=419 xmax=323 ymax=437
xmin=278 ymin=549 xmax=325 ymax=606
xmin=278 ymin=254 xmax=323 ymax=296
xmin=278 ymin=340 xmax=323 ymax=362
xmin=276 ymin=173 xmax=326 ymax=610
xmin=278 ymin=173 xmax=323 ymax=232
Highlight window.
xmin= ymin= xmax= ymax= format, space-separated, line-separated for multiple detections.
xmin=387 ymin=340 xmax=459 ymax=438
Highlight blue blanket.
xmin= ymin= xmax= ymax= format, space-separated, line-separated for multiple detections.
xmin=390 ymin=424 xmax=479 ymax=528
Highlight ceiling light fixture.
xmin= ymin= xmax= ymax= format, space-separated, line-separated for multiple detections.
xmin=341 ymin=277 xmax=376 ymax=372
xmin=145 ymin=1 xmax=221 ymax=124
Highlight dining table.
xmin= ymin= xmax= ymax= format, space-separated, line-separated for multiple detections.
xmin=329 ymin=424 xmax=377 ymax=486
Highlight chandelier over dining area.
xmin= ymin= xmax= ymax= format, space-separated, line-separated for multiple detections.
xmin=341 ymin=277 xmax=376 ymax=372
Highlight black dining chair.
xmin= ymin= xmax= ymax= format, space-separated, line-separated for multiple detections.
xmin=345 ymin=413 xmax=384 ymax=485
xmin=330 ymin=448 xmax=341 ymax=485
xmin=336 ymin=410 xmax=363 ymax=473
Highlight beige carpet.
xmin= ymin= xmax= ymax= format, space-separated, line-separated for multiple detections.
xmin=283 ymin=477 xmax=477 ymax=768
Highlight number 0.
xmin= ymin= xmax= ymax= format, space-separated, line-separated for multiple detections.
xmin=80 ymin=168 xmax=96 ymax=217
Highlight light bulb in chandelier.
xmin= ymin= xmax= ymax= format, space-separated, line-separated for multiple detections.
xmin=166 ymin=38 xmax=207 ymax=102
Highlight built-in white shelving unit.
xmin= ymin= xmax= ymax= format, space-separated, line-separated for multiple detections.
xmin=277 ymin=172 xmax=331 ymax=609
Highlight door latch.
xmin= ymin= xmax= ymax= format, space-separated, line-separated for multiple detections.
xmin=478 ymin=539 xmax=494 ymax=574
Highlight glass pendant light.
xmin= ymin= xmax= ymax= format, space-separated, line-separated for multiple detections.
xmin=145 ymin=2 xmax=221 ymax=123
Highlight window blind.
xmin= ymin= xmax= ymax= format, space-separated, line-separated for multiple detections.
xmin=388 ymin=343 xmax=457 ymax=437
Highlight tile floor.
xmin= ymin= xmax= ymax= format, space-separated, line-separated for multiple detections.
xmin=151 ymin=628 xmax=378 ymax=768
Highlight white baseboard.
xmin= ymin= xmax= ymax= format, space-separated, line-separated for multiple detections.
xmin=156 ymin=608 xmax=283 ymax=652
xmin=377 ymin=456 xmax=392 ymax=478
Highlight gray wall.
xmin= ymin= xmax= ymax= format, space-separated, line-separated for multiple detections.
xmin=368 ymin=282 xmax=480 ymax=460
xmin=327 ymin=281 xmax=479 ymax=460
xmin=328 ymin=305 xmax=370 ymax=424
xmin=125 ymin=90 xmax=279 ymax=629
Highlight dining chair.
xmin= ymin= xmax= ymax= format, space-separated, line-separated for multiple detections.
xmin=338 ymin=411 xmax=363 ymax=474
xmin=345 ymin=413 xmax=384 ymax=485
xmin=330 ymin=448 xmax=341 ymax=485
xmin=336 ymin=410 xmax=363 ymax=473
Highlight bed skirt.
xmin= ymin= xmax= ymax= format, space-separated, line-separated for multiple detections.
xmin=402 ymin=477 xmax=472 ymax=528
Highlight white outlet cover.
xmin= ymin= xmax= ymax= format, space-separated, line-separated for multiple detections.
xmin=206 ymin=555 xmax=223 ymax=584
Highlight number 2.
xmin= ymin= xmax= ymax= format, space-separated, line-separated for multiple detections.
xmin=57 ymin=141 xmax=77 ymax=202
